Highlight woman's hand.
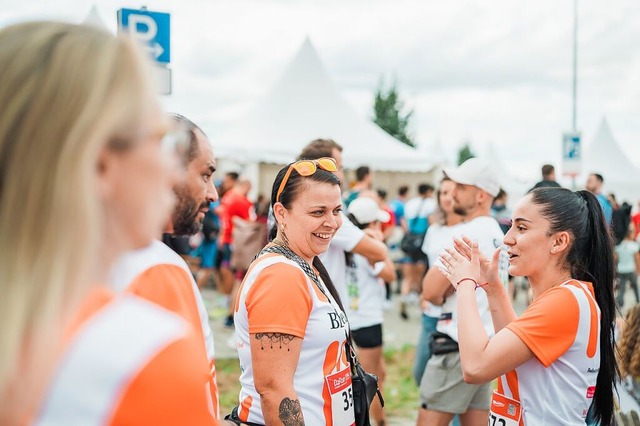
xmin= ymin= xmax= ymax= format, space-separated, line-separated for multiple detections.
xmin=451 ymin=236 xmax=502 ymax=294
xmin=439 ymin=238 xmax=482 ymax=290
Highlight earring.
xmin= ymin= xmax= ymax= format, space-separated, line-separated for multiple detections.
xmin=551 ymin=247 xmax=557 ymax=253
xmin=280 ymin=223 xmax=290 ymax=246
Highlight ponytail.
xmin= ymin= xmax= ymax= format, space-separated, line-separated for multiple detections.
xmin=576 ymin=190 xmax=617 ymax=425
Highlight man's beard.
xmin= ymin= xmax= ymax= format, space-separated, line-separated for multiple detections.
xmin=173 ymin=191 xmax=208 ymax=236
xmin=453 ymin=205 xmax=467 ymax=216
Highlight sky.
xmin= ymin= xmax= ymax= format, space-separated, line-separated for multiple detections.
xmin=2 ymin=0 xmax=639 ymax=183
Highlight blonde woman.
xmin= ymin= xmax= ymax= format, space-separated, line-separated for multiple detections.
xmin=617 ymin=304 xmax=640 ymax=413
xmin=0 ymin=22 xmax=220 ymax=424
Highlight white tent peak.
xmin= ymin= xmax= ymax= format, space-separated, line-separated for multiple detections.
xmin=216 ymin=38 xmax=432 ymax=172
xmin=83 ymin=5 xmax=108 ymax=29
xmin=585 ymin=116 xmax=640 ymax=183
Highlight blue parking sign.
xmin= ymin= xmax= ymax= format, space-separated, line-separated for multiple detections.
xmin=562 ymin=132 xmax=581 ymax=176
xmin=118 ymin=8 xmax=170 ymax=64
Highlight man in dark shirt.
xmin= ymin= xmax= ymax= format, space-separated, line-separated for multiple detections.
xmin=530 ymin=164 xmax=561 ymax=191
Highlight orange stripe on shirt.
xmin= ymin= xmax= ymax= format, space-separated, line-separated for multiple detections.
xmin=321 ymin=341 xmax=341 ymax=426
xmin=565 ymin=281 xmax=599 ymax=358
xmin=238 ymin=396 xmax=253 ymax=422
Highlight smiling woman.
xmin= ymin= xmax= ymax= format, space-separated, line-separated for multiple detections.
xmin=229 ymin=160 xmax=357 ymax=425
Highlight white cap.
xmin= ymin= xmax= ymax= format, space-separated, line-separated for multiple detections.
xmin=347 ymin=197 xmax=390 ymax=225
xmin=443 ymin=158 xmax=500 ymax=197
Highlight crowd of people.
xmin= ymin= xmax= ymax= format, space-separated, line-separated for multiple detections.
xmin=2 ymin=19 xmax=640 ymax=426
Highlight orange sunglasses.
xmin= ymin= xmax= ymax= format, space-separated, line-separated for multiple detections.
xmin=276 ymin=157 xmax=338 ymax=203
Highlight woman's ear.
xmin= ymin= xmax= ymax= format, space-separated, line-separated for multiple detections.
xmin=96 ymin=146 xmax=115 ymax=200
xmin=551 ymin=231 xmax=571 ymax=254
xmin=272 ymin=202 xmax=286 ymax=222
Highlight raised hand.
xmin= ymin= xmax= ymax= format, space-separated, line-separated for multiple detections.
xmin=439 ymin=239 xmax=482 ymax=290
xmin=453 ymin=236 xmax=502 ymax=293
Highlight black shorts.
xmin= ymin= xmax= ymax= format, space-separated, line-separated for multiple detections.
xmin=351 ymin=324 xmax=383 ymax=348
xmin=215 ymin=243 xmax=232 ymax=269
xmin=408 ymin=250 xmax=429 ymax=264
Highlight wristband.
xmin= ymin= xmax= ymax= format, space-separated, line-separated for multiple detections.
xmin=455 ymin=278 xmax=488 ymax=291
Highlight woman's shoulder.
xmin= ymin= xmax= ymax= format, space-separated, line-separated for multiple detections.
xmin=37 ymin=295 xmax=215 ymax=425
xmin=244 ymin=253 xmax=311 ymax=294
xmin=252 ymin=252 xmax=306 ymax=275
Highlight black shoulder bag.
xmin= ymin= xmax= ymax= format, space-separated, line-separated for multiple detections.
xmin=400 ymin=198 xmax=427 ymax=257
xmin=260 ymin=244 xmax=384 ymax=426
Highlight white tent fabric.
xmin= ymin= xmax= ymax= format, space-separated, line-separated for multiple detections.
xmin=216 ymin=39 xmax=432 ymax=172
xmin=583 ymin=118 xmax=640 ymax=202
xmin=483 ymin=144 xmax=532 ymax=202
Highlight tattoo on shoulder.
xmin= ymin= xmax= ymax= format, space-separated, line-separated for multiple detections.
xmin=254 ymin=332 xmax=296 ymax=351
xmin=278 ymin=397 xmax=304 ymax=425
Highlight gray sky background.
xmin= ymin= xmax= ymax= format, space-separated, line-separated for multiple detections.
xmin=2 ymin=0 xmax=639 ymax=181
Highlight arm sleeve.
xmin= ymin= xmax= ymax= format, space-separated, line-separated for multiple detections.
xmin=506 ymin=287 xmax=580 ymax=367
xmin=371 ymin=261 xmax=386 ymax=277
xmin=245 ymin=263 xmax=313 ymax=338
xmin=128 ymin=265 xmax=202 ymax=334
xmin=112 ymin=334 xmax=217 ymax=425
xmin=330 ymin=212 xmax=365 ymax=252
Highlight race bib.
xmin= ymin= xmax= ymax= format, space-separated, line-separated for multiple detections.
xmin=325 ymin=366 xmax=355 ymax=426
xmin=489 ymin=391 xmax=523 ymax=426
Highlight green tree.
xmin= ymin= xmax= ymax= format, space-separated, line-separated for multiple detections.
xmin=457 ymin=142 xmax=475 ymax=165
xmin=372 ymin=78 xmax=415 ymax=147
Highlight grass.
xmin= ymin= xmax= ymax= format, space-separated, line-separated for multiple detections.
xmin=215 ymin=345 xmax=420 ymax=419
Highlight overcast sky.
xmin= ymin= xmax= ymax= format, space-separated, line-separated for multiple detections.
xmin=2 ymin=0 xmax=639 ymax=181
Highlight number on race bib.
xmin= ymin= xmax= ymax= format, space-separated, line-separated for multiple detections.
xmin=325 ymin=366 xmax=355 ymax=425
xmin=489 ymin=414 xmax=507 ymax=426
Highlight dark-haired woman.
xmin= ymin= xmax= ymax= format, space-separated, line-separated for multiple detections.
xmin=232 ymin=158 xmax=355 ymax=425
xmin=440 ymin=188 xmax=617 ymax=425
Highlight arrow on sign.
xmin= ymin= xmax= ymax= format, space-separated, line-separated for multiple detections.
xmin=148 ymin=43 xmax=164 ymax=60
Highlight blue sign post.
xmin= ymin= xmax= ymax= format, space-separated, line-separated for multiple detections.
xmin=118 ymin=8 xmax=170 ymax=64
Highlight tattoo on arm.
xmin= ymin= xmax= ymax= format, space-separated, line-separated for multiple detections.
xmin=278 ymin=397 xmax=304 ymax=425
xmin=254 ymin=332 xmax=296 ymax=351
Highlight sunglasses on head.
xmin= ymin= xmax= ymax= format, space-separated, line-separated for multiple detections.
xmin=276 ymin=157 xmax=338 ymax=203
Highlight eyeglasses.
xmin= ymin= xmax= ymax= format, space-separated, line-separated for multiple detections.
xmin=276 ymin=157 xmax=338 ymax=203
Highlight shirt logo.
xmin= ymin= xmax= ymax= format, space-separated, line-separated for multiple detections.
xmin=327 ymin=311 xmax=348 ymax=329
xmin=586 ymin=386 xmax=596 ymax=398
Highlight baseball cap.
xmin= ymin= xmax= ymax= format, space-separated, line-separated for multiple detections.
xmin=443 ymin=158 xmax=500 ymax=197
xmin=347 ymin=197 xmax=390 ymax=225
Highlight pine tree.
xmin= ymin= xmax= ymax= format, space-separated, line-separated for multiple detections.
xmin=372 ymin=79 xmax=415 ymax=147
xmin=457 ymin=143 xmax=475 ymax=165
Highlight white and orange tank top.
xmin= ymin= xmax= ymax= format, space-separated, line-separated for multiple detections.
xmin=493 ymin=280 xmax=601 ymax=425
xmin=35 ymin=289 xmax=216 ymax=425
xmin=109 ymin=240 xmax=219 ymax=418
xmin=234 ymin=253 xmax=355 ymax=425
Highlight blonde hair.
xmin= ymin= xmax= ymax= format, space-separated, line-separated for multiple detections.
xmin=0 ymin=21 xmax=156 ymax=416
xmin=618 ymin=304 xmax=640 ymax=379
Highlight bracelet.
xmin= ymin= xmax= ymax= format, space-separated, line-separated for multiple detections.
xmin=455 ymin=278 xmax=488 ymax=291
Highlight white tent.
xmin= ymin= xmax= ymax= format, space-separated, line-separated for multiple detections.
xmin=216 ymin=38 xmax=433 ymax=173
xmin=583 ymin=118 xmax=640 ymax=203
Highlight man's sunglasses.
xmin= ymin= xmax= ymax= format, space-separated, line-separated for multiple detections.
xmin=276 ymin=157 xmax=338 ymax=203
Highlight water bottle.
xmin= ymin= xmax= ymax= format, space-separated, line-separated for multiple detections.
xmin=498 ymin=245 xmax=510 ymax=293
